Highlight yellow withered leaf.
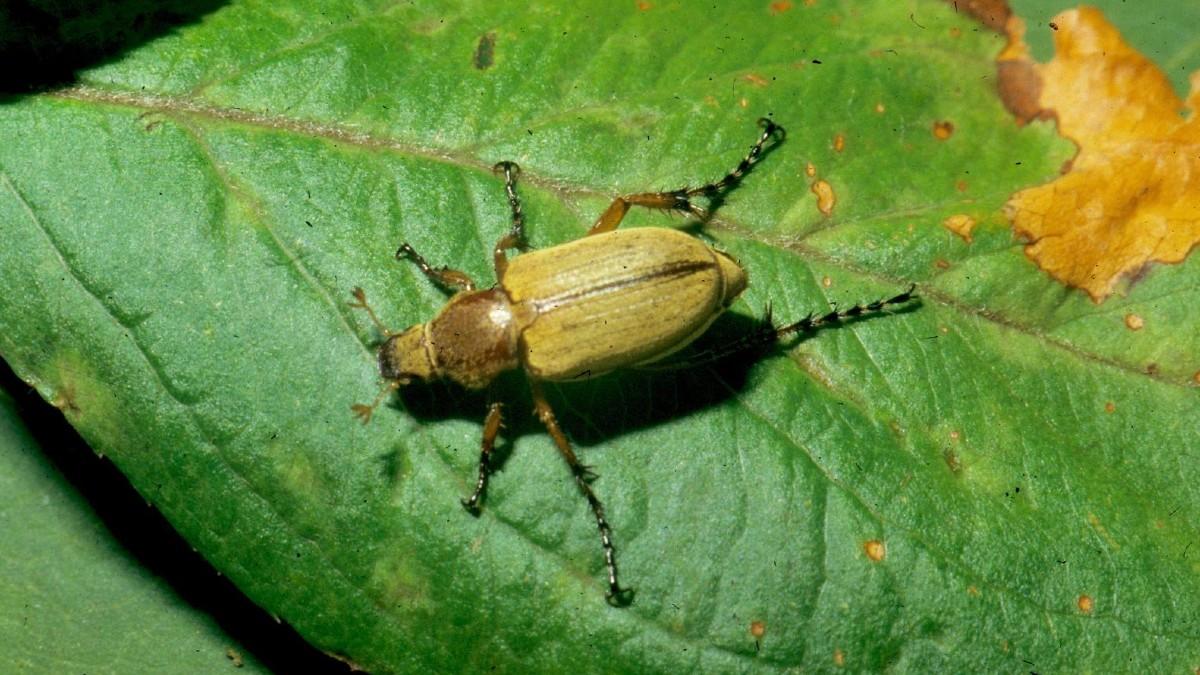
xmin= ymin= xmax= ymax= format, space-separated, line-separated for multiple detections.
xmin=1000 ymin=8 xmax=1200 ymax=302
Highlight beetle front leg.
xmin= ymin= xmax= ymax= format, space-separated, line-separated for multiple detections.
xmin=396 ymin=243 xmax=477 ymax=293
xmin=492 ymin=161 xmax=526 ymax=279
xmin=462 ymin=400 xmax=504 ymax=513
xmin=529 ymin=380 xmax=632 ymax=606
xmin=588 ymin=117 xmax=786 ymax=235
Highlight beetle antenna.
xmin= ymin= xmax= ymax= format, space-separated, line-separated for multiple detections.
xmin=352 ymin=380 xmax=400 ymax=425
xmin=349 ymin=287 xmax=394 ymax=337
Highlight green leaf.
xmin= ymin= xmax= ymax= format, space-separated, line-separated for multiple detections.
xmin=0 ymin=387 xmax=268 ymax=672
xmin=2 ymin=0 xmax=1198 ymax=672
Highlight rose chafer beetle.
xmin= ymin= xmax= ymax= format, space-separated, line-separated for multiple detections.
xmin=351 ymin=119 xmax=915 ymax=604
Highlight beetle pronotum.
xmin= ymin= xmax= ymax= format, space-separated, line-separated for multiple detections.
xmin=351 ymin=119 xmax=915 ymax=603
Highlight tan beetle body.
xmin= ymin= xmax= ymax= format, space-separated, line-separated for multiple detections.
xmin=380 ymin=227 xmax=747 ymax=389
xmin=349 ymin=119 xmax=912 ymax=604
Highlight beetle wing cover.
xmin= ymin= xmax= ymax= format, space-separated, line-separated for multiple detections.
xmin=503 ymin=228 xmax=741 ymax=380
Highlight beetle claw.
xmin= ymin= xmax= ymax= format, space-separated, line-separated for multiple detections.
xmin=606 ymin=585 xmax=635 ymax=607
xmin=492 ymin=160 xmax=521 ymax=177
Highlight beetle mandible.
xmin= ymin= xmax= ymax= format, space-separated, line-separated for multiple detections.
xmin=350 ymin=119 xmax=915 ymax=604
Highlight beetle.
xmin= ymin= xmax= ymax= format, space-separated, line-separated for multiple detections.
xmin=350 ymin=119 xmax=915 ymax=604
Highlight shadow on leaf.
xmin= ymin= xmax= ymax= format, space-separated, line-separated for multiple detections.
xmin=0 ymin=0 xmax=228 ymax=97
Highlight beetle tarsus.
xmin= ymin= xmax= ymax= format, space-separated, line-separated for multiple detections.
xmin=460 ymin=497 xmax=483 ymax=515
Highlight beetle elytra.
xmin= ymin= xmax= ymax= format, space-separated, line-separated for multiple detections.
xmin=350 ymin=119 xmax=915 ymax=604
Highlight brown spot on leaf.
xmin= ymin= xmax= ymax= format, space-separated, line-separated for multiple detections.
xmin=743 ymin=73 xmax=769 ymax=87
xmin=769 ymin=0 xmax=793 ymax=14
xmin=833 ymin=133 xmax=845 ymax=152
xmin=805 ymin=162 xmax=817 ymax=177
xmin=875 ymin=102 xmax=886 ymax=114
xmin=967 ymin=585 xmax=980 ymax=596
xmin=821 ymin=275 xmax=832 ymax=288
xmin=1104 ymin=401 xmax=1116 ymax=414
xmin=996 ymin=57 xmax=1044 ymax=123
xmin=1124 ymin=313 xmax=1144 ymax=331
xmin=932 ymin=120 xmax=955 ymax=140
xmin=943 ymin=0 xmax=1011 ymax=32
xmin=833 ymin=648 xmax=845 ymax=667
xmin=1077 ymin=594 xmax=1094 ymax=614
xmin=934 ymin=258 xmax=951 ymax=270
xmin=943 ymin=449 xmax=962 ymax=474
xmin=955 ymin=179 xmax=969 ymax=193
xmin=863 ymin=539 xmax=886 ymax=562
xmin=473 ymin=32 xmax=496 ymax=70
xmin=226 ymin=649 xmax=244 ymax=668
xmin=636 ymin=0 xmax=652 ymax=9
xmin=811 ymin=179 xmax=836 ymax=215
xmin=1193 ymin=371 xmax=1200 ymax=385
xmin=1002 ymin=8 xmax=1200 ymax=302
xmin=943 ymin=214 xmax=977 ymax=243
xmin=750 ymin=620 xmax=766 ymax=638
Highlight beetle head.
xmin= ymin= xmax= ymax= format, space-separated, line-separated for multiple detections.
xmin=379 ymin=324 xmax=436 ymax=384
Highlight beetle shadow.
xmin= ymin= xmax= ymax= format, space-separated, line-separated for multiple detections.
xmin=395 ymin=297 xmax=921 ymax=468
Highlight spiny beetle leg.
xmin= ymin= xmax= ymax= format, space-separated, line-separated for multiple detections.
xmin=462 ymin=400 xmax=504 ymax=514
xmin=396 ymin=242 xmax=477 ymax=293
xmin=492 ymin=161 xmax=527 ymax=279
xmin=587 ymin=117 xmax=786 ymax=236
xmin=529 ymin=380 xmax=629 ymax=604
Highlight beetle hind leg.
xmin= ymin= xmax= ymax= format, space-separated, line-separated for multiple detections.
xmin=639 ymin=284 xmax=918 ymax=372
xmin=529 ymin=380 xmax=633 ymax=605
xmin=587 ymin=117 xmax=786 ymax=236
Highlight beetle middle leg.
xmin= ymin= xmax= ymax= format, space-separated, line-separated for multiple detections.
xmin=462 ymin=399 xmax=504 ymax=513
xmin=529 ymin=380 xmax=631 ymax=605
xmin=587 ymin=117 xmax=786 ymax=236
xmin=491 ymin=161 xmax=526 ymax=279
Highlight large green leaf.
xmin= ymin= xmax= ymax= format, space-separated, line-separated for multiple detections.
xmin=0 ymin=385 xmax=270 ymax=672
xmin=2 ymin=0 xmax=1198 ymax=672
